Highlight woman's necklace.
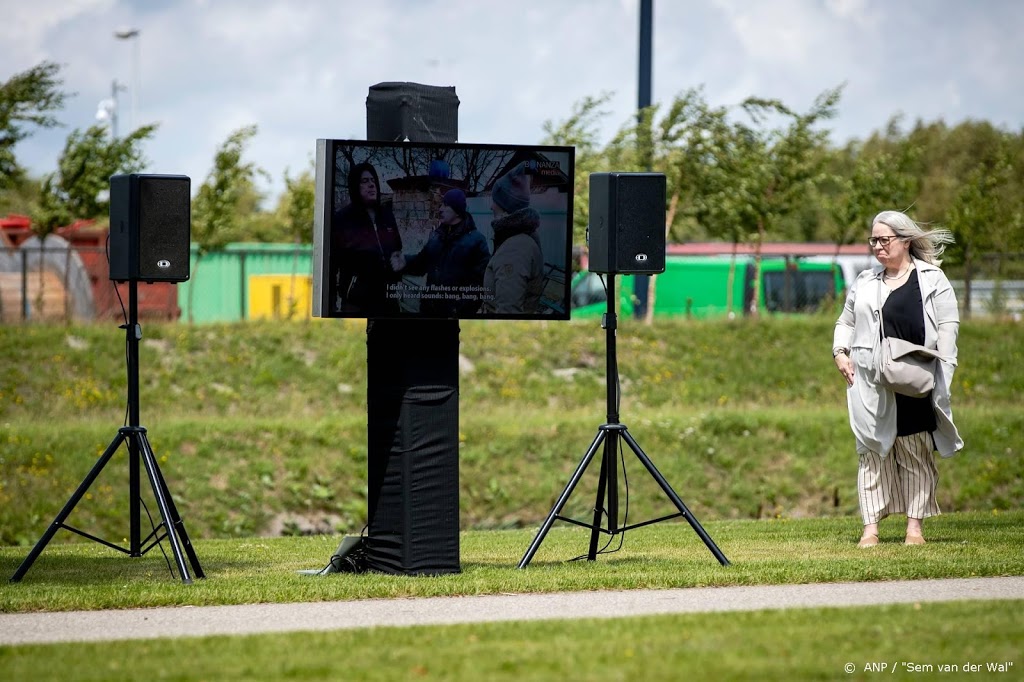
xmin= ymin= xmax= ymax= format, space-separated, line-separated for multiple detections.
xmin=884 ymin=264 xmax=912 ymax=280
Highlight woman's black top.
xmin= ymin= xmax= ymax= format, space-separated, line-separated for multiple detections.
xmin=881 ymin=268 xmax=937 ymax=436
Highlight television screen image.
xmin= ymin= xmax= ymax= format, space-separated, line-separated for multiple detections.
xmin=312 ymin=139 xmax=575 ymax=320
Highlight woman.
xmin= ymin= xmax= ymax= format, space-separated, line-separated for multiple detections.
xmin=329 ymin=162 xmax=403 ymax=316
xmin=833 ymin=210 xmax=963 ymax=548
xmin=391 ymin=188 xmax=490 ymax=317
xmin=481 ymin=161 xmax=545 ymax=314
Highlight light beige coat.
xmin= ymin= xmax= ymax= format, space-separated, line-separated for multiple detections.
xmin=833 ymin=258 xmax=963 ymax=457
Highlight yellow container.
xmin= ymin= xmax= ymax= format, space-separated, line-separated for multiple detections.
xmin=248 ymin=274 xmax=313 ymax=320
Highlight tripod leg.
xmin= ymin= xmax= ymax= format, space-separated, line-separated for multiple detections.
xmin=129 ymin=428 xmax=141 ymax=556
xmin=620 ymin=429 xmax=731 ymax=566
xmin=518 ymin=429 xmax=606 ymax=569
xmin=136 ymin=433 xmax=195 ymax=584
xmin=144 ymin=435 xmax=205 ymax=579
xmin=586 ymin=434 xmax=616 ymax=560
xmin=10 ymin=432 xmax=127 ymax=583
xmin=606 ymin=431 xmax=619 ymax=532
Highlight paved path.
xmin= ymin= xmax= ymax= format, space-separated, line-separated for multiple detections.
xmin=1 ymin=576 xmax=1021 ymax=645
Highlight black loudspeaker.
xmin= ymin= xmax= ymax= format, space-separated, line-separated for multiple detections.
xmin=587 ymin=172 xmax=666 ymax=274
xmin=109 ymin=174 xmax=191 ymax=282
xmin=366 ymin=82 xmax=459 ymax=142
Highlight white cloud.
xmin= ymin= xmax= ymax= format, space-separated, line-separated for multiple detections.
xmin=824 ymin=0 xmax=878 ymax=27
xmin=2 ymin=0 xmax=1021 ymax=205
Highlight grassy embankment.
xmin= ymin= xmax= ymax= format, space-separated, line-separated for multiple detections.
xmin=2 ymin=316 xmax=1020 ymax=544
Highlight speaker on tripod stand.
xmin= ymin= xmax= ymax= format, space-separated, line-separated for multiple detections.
xmin=10 ymin=174 xmax=203 ymax=584
xmin=587 ymin=172 xmax=667 ymax=275
xmin=518 ymin=172 xmax=729 ymax=568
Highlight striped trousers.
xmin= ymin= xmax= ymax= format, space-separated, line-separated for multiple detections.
xmin=858 ymin=431 xmax=940 ymax=525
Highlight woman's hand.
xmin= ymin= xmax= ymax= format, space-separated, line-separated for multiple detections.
xmin=835 ymin=351 xmax=854 ymax=387
xmin=389 ymin=251 xmax=406 ymax=272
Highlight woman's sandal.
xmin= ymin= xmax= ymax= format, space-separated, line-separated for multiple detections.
xmin=857 ymin=534 xmax=879 ymax=548
xmin=904 ymin=533 xmax=926 ymax=545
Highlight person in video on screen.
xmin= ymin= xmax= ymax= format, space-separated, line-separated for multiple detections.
xmin=832 ymin=209 xmax=962 ymax=548
xmin=390 ymin=188 xmax=490 ymax=317
xmin=329 ymin=162 xmax=403 ymax=316
xmin=480 ymin=160 xmax=545 ymax=314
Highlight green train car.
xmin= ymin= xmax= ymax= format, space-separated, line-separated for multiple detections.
xmin=570 ymin=255 xmax=845 ymax=319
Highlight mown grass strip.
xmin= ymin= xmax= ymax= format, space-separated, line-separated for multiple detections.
xmin=2 ymin=511 xmax=1021 ymax=613
xmin=1 ymin=600 xmax=1020 ymax=682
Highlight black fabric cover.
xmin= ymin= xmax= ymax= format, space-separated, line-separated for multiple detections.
xmin=364 ymin=319 xmax=461 ymax=575
xmin=366 ymin=82 xmax=460 ymax=143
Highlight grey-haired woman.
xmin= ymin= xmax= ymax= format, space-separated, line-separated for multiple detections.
xmin=833 ymin=210 xmax=963 ymax=548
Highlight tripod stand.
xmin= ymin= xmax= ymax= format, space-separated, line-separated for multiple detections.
xmin=518 ymin=274 xmax=730 ymax=568
xmin=10 ymin=281 xmax=203 ymax=584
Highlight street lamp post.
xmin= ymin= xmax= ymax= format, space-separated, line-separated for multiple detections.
xmin=114 ymin=28 xmax=140 ymax=133
xmin=634 ymin=0 xmax=655 ymax=320
xmin=109 ymin=79 xmax=126 ymax=138
xmin=638 ymin=0 xmax=653 ymax=123
xmin=95 ymin=79 xmax=126 ymax=139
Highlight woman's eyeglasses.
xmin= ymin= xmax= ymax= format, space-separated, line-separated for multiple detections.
xmin=869 ymin=235 xmax=898 ymax=248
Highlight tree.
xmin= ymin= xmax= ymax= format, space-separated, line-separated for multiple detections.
xmin=903 ymin=120 xmax=1010 ymax=224
xmin=191 ymin=125 xmax=267 ymax=252
xmin=35 ymin=123 xmax=157 ymax=234
xmin=602 ymin=87 xmax=734 ymax=320
xmin=946 ymin=137 xmax=1022 ymax=317
xmin=541 ymin=93 xmax=614 ymax=248
xmin=0 ymin=61 xmax=69 ymax=220
xmin=709 ymin=86 xmax=842 ymax=315
xmin=547 ymin=86 xmax=843 ymax=318
xmin=0 ymin=61 xmax=69 ymax=192
xmin=617 ymin=88 xmax=840 ymax=316
xmin=0 ymin=176 xmax=42 ymax=217
xmin=278 ymin=165 xmax=316 ymax=245
xmin=275 ymin=164 xmax=316 ymax=319
xmin=827 ymin=144 xmax=919 ymax=248
xmin=189 ymin=125 xmax=267 ymax=321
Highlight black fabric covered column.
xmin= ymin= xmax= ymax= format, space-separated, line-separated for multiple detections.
xmin=365 ymin=319 xmax=460 ymax=575
xmin=363 ymin=83 xmax=462 ymax=575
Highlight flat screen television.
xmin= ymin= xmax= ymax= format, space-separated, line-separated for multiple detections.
xmin=312 ymin=139 xmax=575 ymax=320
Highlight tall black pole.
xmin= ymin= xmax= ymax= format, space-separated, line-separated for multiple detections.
xmin=593 ymin=274 xmax=620 ymax=555
xmin=127 ymin=281 xmax=141 ymax=555
xmin=634 ymin=0 xmax=655 ymax=319
xmin=638 ymin=0 xmax=653 ymax=116
xmin=606 ymin=274 xmax=621 ymax=531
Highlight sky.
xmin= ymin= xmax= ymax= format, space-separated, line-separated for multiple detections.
xmin=3 ymin=0 xmax=1022 ymax=206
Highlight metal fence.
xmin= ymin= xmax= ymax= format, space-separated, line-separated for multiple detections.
xmin=1 ymin=241 xmax=180 ymax=323
xmin=947 ymin=252 xmax=1024 ymax=321
xmin=950 ymin=280 xmax=1024 ymax=320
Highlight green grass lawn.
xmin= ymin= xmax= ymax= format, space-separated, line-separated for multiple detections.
xmin=3 ymin=511 xmax=1021 ymax=612
xmin=1 ymin=512 xmax=1022 ymax=681
xmin=1 ymin=601 xmax=1021 ymax=681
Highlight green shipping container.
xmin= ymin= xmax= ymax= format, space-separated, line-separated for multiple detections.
xmin=178 ymin=243 xmax=312 ymax=323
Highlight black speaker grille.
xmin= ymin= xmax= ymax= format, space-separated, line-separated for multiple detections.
xmin=137 ymin=176 xmax=191 ymax=282
xmin=614 ymin=174 xmax=666 ymax=273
